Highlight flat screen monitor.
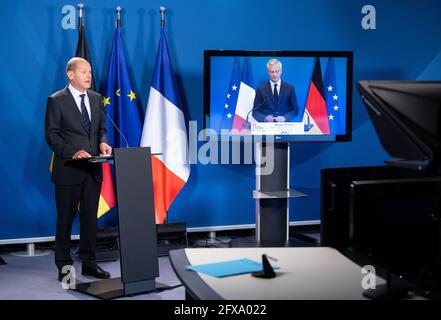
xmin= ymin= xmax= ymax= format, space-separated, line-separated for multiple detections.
xmin=204 ymin=50 xmax=353 ymax=142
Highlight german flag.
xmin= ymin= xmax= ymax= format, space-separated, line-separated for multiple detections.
xmin=304 ymin=58 xmax=330 ymax=134
xmin=50 ymin=6 xmax=115 ymax=218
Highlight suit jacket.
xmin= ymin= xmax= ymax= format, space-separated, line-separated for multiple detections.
xmin=252 ymin=81 xmax=299 ymax=122
xmin=45 ymin=86 xmax=107 ymax=185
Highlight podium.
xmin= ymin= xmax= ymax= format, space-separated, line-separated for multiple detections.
xmin=254 ymin=143 xmax=307 ymax=243
xmin=231 ymin=142 xmax=307 ymax=247
xmin=74 ymin=147 xmax=168 ymax=299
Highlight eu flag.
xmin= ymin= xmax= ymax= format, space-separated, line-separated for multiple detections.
xmin=219 ymin=57 xmax=241 ymax=131
xmin=324 ymin=58 xmax=345 ymax=134
xmin=102 ymin=27 xmax=143 ymax=148
xmin=99 ymin=25 xmax=144 ymax=218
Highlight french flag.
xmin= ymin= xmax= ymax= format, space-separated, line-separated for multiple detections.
xmin=232 ymin=58 xmax=256 ymax=131
xmin=140 ymin=29 xmax=190 ymax=224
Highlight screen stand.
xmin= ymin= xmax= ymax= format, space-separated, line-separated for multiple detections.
xmin=230 ymin=142 xmax=307 ymax=247
xmin=362 ymin=270 xmax=409 ymax=300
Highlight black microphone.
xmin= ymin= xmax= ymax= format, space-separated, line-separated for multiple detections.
xmin=244 ymin=98 xmax=267 ymax=129
xmin=103 ymin=108 xmax=130 ymax=148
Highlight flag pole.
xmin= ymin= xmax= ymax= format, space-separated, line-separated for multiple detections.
xmin=160 ymin=6 xmax=166 ymax=29
xmin=159 ymin=6 xmax=168 ymax=224
xmin=77 ymin=3 xmax=84 ymax=31
xmin=116 ymin=6 xmax=122 ymax=28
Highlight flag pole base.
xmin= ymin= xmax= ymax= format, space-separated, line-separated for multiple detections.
xmin=10 ymin=243 xmax=51 ymax=257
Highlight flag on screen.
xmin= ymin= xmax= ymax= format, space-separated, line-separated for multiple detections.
xmin=232 ymin=58 xmax=256 ymax=131
xmin=324 ymin=58 xmax=345 ymax=134
xmin=219 ymin=57 xmax=241 ymax=131
xmin=140 ymin=29 xmax=190 ymax=224
xmin=303 ymin=58 xmax=329 ymax=134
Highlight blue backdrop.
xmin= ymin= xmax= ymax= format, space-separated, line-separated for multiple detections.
xmin=1 ymin=0 xmax=441 ymax=240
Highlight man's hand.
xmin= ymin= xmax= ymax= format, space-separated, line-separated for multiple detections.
xmin=273 ymin=116 xmax=286 ymax=122
xmin=73 ymin=150 xmax=92 ymax=159
xmin=264 ymin=115 xmax=274 ymax=122
xmin=100 ymin=143 xmax=112 ymax=156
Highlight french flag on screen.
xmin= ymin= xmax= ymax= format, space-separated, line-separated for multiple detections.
xmin=140 ymin=29 xmax=190 ymax=224
xmin=232 ymin=58 xmax=256 ymax=131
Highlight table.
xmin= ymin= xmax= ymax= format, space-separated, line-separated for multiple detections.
xmin=169 ymin=247 xmax=388 ymax=300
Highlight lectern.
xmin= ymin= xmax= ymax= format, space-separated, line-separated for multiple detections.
xmin=254 ymin=143 xmax=307 ymax=243
xmin=74 ymin=147 xmax=167 ymax=299
xmin=230 ymin=142 xmax=307 ymax=247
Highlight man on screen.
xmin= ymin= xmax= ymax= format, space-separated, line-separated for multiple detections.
xmin=45 ymin=57 xmax=112 ymax=282
xmin=252 ymin=59 xmax=299 ymax=122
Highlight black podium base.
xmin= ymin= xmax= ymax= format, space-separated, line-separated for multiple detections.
xmin=75 ymin=277 xmax=173 ymax=300
xmin=229 ymin=236 xmax=316 ymax=248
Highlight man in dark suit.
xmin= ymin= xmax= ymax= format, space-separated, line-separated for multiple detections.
xmin=252 ymin=59 xmax=299 ymax=122
xmin=45 ymin=57 xmax=112 ymax=282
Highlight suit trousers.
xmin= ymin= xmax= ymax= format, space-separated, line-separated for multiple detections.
xmin=54 ymin=172 xmax=101 ymax=271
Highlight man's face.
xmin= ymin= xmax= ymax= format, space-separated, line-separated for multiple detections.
xmin=267 ymin=64 xmax=282 ymax=83
xmin=67 ymin=61 xmax=92 ymax=92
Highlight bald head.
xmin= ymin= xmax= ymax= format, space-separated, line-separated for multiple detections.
xmin=66 ymin=57 xmax=92 ymax=92
xmin=66 ymin=57 xmax=90 ymax=73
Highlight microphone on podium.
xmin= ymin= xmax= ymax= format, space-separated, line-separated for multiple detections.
xmin=103 ymin=108 xmax=130 ymax=148
xmin=243 ymin=109 xmax=254 ymax=130
xmin=303 ymin=108 xmax=314 ymax=132
xmin=243 ymin=98 xmax=267 ymax=129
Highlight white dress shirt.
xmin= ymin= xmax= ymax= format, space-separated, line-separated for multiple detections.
xmin=68 ymin=83 xmax=91 ymax=121
xmin=269 ymin=79 xmax=281 ymax=95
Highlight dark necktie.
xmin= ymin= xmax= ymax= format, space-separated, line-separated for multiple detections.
xmin=273 ymin=83 xmax=279 ymax=104
xmin=79 ymin=94 xmax=90 ymax=132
